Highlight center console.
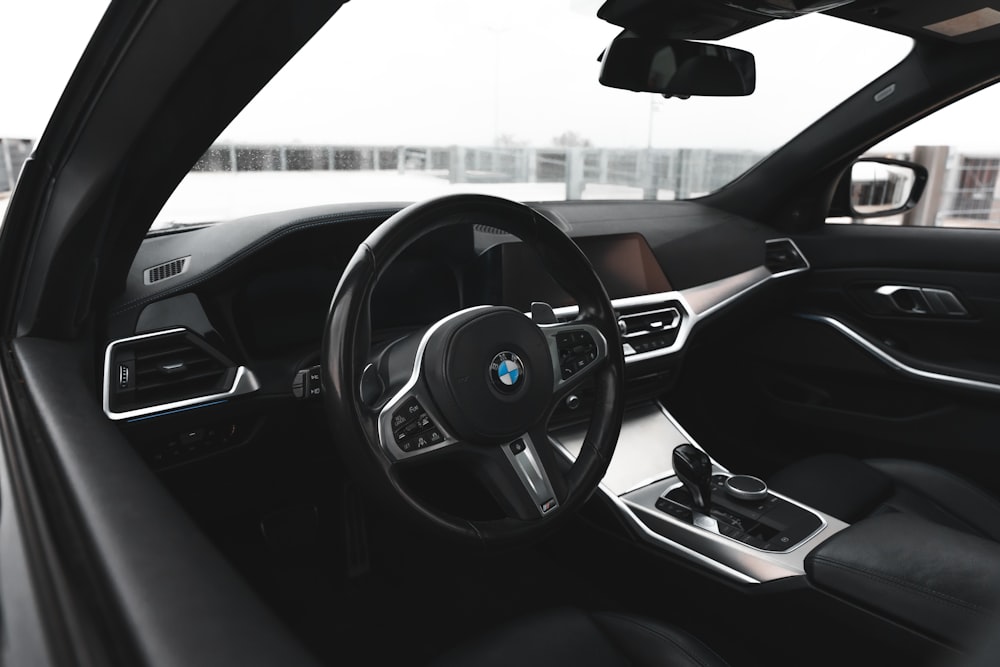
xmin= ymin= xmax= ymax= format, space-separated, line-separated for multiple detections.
xmin=551 ymin=401 xmax=1000 ymax=653
xmin=550 ymin=402 xmax=848 ymax=583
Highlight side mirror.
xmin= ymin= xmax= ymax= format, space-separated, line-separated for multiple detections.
xmin=832 ymin=157 xmax=929 ymax=219
xmin=598 ymin=31 xmax=755 ymax=98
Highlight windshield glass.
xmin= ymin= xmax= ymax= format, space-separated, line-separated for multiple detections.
xmin=152 ymin=0 xmax=912 ymax=230
xmin=0 ymin=0 xmax=109 ymax=217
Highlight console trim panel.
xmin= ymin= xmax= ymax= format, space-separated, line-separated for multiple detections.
xmin=551 ymin=401 xmax=849 ymax=584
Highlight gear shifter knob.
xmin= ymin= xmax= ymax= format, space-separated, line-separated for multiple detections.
xmin=673 ymin=444 xmax=713 ymax=511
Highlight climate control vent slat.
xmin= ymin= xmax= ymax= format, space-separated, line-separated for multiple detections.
xmin=104 ymin=328 xmax=259 ymax=420
xmin=764 ymin=238 xmax=809 ymax=276
xmin=143 ymin=256 xmax=191 ymax=285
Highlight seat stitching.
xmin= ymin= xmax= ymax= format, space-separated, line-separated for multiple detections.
xmin=594 ymin=611 xmax=718 ymax=667
xmin=811 ymin=556 xmax=993 ymax=615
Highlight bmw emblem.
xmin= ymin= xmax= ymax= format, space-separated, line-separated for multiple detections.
xmin=490 ymin=351 xmax=524 ymax=393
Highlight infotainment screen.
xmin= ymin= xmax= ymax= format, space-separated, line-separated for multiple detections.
xmin=501 ymin=233 xmax=671 ymax=310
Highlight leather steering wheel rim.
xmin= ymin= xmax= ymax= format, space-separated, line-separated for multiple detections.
xmin=322 ymin=193 xmax=625 ymax=547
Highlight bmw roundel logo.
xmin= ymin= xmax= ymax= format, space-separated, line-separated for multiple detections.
xmin=490 ymin=351 xmax=524 ymax=393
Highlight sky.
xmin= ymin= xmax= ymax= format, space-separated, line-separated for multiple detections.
xmin=1 ymin=0 xmax=998 ymax=153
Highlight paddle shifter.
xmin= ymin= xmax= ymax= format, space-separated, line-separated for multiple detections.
xmin=672 ymin=444 xmax=713 ymax=513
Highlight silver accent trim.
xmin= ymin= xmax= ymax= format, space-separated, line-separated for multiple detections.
xmin=550 ymin=293 xmax=696 ymax=364
xmin=536 ymin=238 xmax=809 ymax=365
xmin=875 ymin=284 xmax=931 ymax=314
xmin=103 ymin=328 xmax=260 ymax=421
xmin=502 ymin=434 xmax=558 ymax=516
xmin=724 ymin=475 xmax=769 ymax=501
xmin=764 ymin=237 xmax=811 ymax=277
xmin=551 ymin=402 xmax=717 ymax=496
xmin=800 ymin=314 xmax=1000 ymax=395
xmin=620 ymin=306 xmax=681 ymax=338
xmin=551 ymin=401 xmax=848 ymax=583
xmin=622 ymin=477 xmax=844 ymax=580
xmin=655 ymin=476 xmax=827 ymax=555
xmin=376 ymin=306 xmax=492 ymax=461
xmin=876 ymin=284 xmax=968 ymax=317
xmin=693 ymin=512 xmax=720 ymax=533
xmin=548 ymin=436 xmax=761 ymax=585
xmin=681 ymin=266 xmax=773 ymax=320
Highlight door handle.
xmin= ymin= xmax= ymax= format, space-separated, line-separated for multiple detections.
xmin=875 ymin=285 xmax=967 ymax=316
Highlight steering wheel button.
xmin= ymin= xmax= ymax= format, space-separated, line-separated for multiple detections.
xmin=510 ymin=439 xmax=526 ymax=455
xmin=426 ymin=429 xmax=443 ymax=445
xmin=392 ymin=398 xmax=423 ymax=428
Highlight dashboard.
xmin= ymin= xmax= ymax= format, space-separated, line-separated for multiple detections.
xmin=102 ymin=200 xmax=807 ymax=470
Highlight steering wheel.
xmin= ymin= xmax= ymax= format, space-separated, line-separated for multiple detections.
xmin=322 ymin=194 xmax=624 ymax=546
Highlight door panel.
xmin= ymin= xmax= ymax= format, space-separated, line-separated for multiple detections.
xmin=668 ymin=224 xmax=1000 ymax=493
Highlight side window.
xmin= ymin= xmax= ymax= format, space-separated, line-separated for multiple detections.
xmin=827 ymin=82 xmax=1000 ymax=228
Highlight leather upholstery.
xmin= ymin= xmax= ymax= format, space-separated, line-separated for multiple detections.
xmin=806 ymin=513 xmax=1000 ymax=647
xmin=432 ymin=608 xmax=730 ymax=667
xmin=769 ymin=454 xmax=1000 ymax=541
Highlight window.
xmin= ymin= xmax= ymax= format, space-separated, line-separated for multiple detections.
xmin=829 ymin=82 xmax=1000 ymax=228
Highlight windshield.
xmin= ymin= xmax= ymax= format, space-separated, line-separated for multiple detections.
xmin=0 ymin=0 xmax=109 ymax=218
xmin=151 ymin=0 xmax=912 ymax=230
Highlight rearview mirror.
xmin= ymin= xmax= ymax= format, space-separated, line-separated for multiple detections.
xmin=599 ymin=31 xmax=755 ymax=98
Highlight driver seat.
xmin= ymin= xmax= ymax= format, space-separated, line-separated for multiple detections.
xmin=432 ymin=607 xmax=730 ymax=667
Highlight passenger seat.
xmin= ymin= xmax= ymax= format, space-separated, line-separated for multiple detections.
xmin=768 ymin=454 xmax=1000 ymax=541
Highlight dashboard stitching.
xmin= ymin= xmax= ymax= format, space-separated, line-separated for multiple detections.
xmin=112 ymin=208 xmax=402 ymax=316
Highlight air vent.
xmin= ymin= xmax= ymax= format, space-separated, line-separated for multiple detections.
xmin=765 ymin=238 xmax=809 ymax=276
xmin=474 ymin=224 xmax=508 ymax=235
xmin=144 ymin=256 xmax=191 ymax=285
xmin=104 ymin=329 xmax=258 ymax=419
xmin=616 ymin=301 xmax=685 ymax=356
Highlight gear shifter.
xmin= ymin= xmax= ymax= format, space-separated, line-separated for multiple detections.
xmin=672 ymin=444 xmax=713 ymax=513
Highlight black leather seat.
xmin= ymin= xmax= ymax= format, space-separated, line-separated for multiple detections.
xmin=769 ymin=454 xmax=1000 ymax=541
xmin=432 ymin=608 xmax=729 ymax=667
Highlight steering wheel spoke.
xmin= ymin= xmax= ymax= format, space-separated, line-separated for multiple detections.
xmin=478 ymin=430 xmax=564 ymax=521
xmin=376 ymin=382 xmax=459 ymax=462
xmin=539 ymin=318 xmax=610 ymax=398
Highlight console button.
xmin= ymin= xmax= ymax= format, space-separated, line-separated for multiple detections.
xmin=179 ymin=428 xmax=205 ymax=446
xmin=307 ymin=365 xmax=323 ymax=397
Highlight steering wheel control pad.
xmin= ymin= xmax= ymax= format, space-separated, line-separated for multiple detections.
xmin=423 ymin=307 xmax=554 ymax=443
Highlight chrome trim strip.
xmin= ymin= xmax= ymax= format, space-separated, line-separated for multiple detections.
xmin=376 ymin=306 xmax=492 ymax=460
xmin=656 ymin=476 xmax=828 ymax=555
xmin=103 ymin=328 xmax=260 ymax=420
xmin=548 ymin=437 xmax=760 ymax=584
xmin=502 ymin=433 xmax=558 ymax=516
xmin=550 ymin=401 xmax=847 ymax=583
xmin=680 ymin=266 xmax=773 ymax=320
xmin=550 ymin=293 xmax=696 ymax=364
xmin=537 ymin=238 xmax=809 ymax=365
xmin=800 ymin=314 xmax=1000 ymax=396
xmin=765 ymin=237 xmax=811 ymax=277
